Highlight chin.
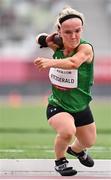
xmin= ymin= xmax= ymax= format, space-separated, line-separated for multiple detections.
xmin=69 ymin=44 xmax=77 ymax=49
xmin=73 ymin=42 xmax=80 ymax=48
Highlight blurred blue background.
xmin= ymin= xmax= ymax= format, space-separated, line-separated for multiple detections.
xmin=0 ymin=0 xmax=111 ymax=102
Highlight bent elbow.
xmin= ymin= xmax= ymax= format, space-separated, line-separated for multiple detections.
xmin=71 ymin=62 xmax=79 ymax=69
xmin=69 ymin=58 xmax=80 ymax=69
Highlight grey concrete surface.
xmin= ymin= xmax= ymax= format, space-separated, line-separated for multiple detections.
xmin=0 ymin=159 xmax=111 ymax=179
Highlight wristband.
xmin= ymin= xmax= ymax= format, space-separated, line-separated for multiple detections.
xmin=38 ymin=34 xmax=48 ymax=48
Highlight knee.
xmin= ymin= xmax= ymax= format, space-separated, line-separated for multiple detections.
xmin=85 ymin=141 xmax=95 ymax=148
xmin=84 ymin=135 xmax=96 ymax=148
xmin=60 ymin=128 xmax=76 ymax=140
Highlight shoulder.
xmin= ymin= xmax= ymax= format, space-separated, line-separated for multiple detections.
xmin=79 ymin=39 xmax=94 ymax=53
xmin=78 ymin=43 xmax=93 ymax=52
xmin=76 ymin=40 xmax=94 ymax=63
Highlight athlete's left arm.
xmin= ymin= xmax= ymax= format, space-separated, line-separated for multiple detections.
xmin=34 ymin=44 xmax=93 ymax=70
xmin=70 ymin=44 xmax=94 ymax=68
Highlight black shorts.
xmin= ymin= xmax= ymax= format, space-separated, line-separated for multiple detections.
xmin=46 ymin=104 xmax=94 ymax=127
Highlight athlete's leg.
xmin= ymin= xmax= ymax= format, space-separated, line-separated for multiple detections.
xmin=48 ymin=112 xmax=76 ymax=159
xmin=71 ymin=122 xmax=96 ymax=152
xmin=67 ymin=122 xmax=96 ymax=167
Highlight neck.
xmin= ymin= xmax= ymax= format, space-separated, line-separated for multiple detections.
xmin=63 ymin=42 xmax=80 ymax=56
xmin=63 ymin=46 xmax=77 ymax=56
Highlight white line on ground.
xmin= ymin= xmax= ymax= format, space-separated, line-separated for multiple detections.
xmin=0 ymin=150 xmax=24 ymax=153
xmin=0 ymin=146 xmax=111 ymax=153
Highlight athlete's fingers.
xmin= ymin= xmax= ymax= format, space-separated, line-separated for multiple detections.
xmin=34 ymin=57 xmax=41 ymax=65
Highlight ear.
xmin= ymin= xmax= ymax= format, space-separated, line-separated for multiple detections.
xmin=57 ymin=26 xmax=61 ymax=37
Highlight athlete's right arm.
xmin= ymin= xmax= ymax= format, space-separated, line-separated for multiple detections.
xmin=36 ymin=33 xmax=61 ymax=51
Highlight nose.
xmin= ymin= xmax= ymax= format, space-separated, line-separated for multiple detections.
xmin=71 ymin=32 xmax=76 ymax=39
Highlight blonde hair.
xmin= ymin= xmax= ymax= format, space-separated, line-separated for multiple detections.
xmin=55 ymin=6 xmax=85 ymax=29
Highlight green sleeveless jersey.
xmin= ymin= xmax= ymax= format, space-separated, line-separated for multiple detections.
xmin=48 ymin=39 xmax=94 ymax=113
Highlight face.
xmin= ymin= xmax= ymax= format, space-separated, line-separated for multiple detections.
xmin=59 ymin=18 xmax=83 ymax=49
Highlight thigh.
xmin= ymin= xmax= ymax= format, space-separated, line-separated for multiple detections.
xmin=48 ymin=112 xmax=76 ymax=135
xmin=76 ymin=122 xmax=96 ymax=146
xmin=71 ymin=106 xmax=94 ymax=127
